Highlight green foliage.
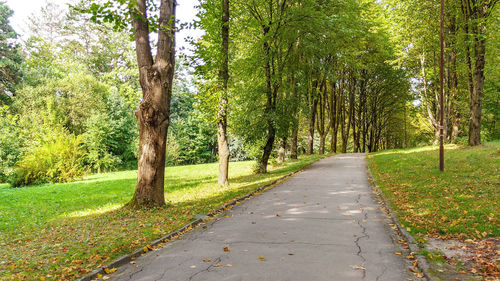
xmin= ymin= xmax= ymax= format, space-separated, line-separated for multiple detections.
xmin=11 ymin=132 xmax=85 ymax=187
xmin=82 ymin=93 xmax=137 ymax=172
xmin=0 ymin=1 xmax=22 ymax=104
xmin=0 ymin=106 xmax=23 ymax=181
xmin=171 ymin=112 xmax=218 ymax=165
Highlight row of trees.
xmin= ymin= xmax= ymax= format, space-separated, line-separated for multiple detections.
xmin=1 ymin=0 xmax=497 ymax=208
xmin=384 ymin=0 xmax=499 ymax=145
xmin=195 ymin=0 xmax=412 ymax=178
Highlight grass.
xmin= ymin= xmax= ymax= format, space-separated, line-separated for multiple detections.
xmin=0 ymin=155 xmax=324 ymax=281
xmin=367 ymin=141 xmax=499 ymax=240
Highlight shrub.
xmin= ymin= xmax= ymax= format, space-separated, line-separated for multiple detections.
xmin=82 ymin=112 xmax=121 ymax=172
xmin=0 ymin=106 xmax=24 ymax=182
xmin=82 ymin=92 xmax=138 ymax=172
xmin=11 ymin=133 xmax=85 ymax=187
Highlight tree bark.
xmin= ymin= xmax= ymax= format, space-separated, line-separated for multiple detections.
xmin=316 ymin=80 xmax=330 ymax=155
xmin=307 ymin=81 xmax=319 ymax=155
xmin=258 ymin=25 xmax=277 ymax=174
xmin=130 ymin=0 xmax=176 ymax=208
xmin=217 ymin=0 xmax=230 ymax=185
xmin=277 ymin=137 xmax=286 ymax=163
xmin=290 ymin=124 xmax=298 ymax=159
xmin=461 ymin=0 xmax=495 ymax=146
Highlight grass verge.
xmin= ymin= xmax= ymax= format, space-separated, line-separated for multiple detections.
xmin=367 ymin=141 xmax=499 ymax=240
xmin=0 ymin=155 xmax=324 ymax=280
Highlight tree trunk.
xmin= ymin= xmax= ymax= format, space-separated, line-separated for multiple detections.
xmin=328 ymin=81 xmax=337 ymax=153
xmin=316 ymin=80 xmax=329 ymax=155
xmin=130 ymin=0 xmax=176 ymax=208
xmin=277 ymin=137 xmax=286 ymax=163
xmin=469 ymin=32 xmax=486 ymax=145
xmin=258 ymin=26 xmax=277 ymax=174
xmin=461 ymin=0 xmax=493 ymax=146
xmin=307 ymin=81 xmax=318 ymax=155
xmin=290 ymin=124 xmax=298 ymax=159
xmin=217 ymin=0 xmax=230 ymax=186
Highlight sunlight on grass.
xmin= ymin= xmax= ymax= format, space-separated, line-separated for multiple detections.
xmin=62 ymin=203 xmax=123 ymax=218
xmin=372 ymin=144 xmax=460 ymax=156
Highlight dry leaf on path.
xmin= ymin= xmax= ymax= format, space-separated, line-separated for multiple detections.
xmin=349 ymin=265 xmax=366 ymax=270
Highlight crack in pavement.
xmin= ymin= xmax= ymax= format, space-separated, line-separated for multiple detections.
xmin=354 ymin=193 xmax=370 ymax=280
xmin=375 ymin=264 xmax=388 ymax=281
xmin=126 ymin=267 xmax=144 ymax=281
xmin=186 ymin=256 xmax=222 ymax=281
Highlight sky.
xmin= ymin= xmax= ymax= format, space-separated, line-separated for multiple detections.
xmin=5 ymin=0 xmax=203 ymax=54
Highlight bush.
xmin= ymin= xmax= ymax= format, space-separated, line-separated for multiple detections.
xmin=0 ymin=106 xmax=24 ymax=182
xmin=82 ymin=93 xmax=137 ymax=172
xmin=11 ymin=133 xmax=85 ymax=187
xmin=82 ymin=112 xmax=122 ymax=172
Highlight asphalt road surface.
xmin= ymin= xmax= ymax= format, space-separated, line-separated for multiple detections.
xmin=110 ymin=154 xmax=418 ymax=281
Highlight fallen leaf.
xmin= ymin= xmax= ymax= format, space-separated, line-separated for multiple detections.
xmin=276 ymin=213 xmax=281 ymax=217
xmin=258 ymin=256 xmax=266 ymax=261
xmin=102 ymin=277 xmax=110 ymax=280
xmin=223 ymin=247 xmax=230 ymax=252
xmin=395 ymin=252 xmax=402 ymax=255
xmin=226 ymin=264 xmax=232 ymax=267
xmin=96 ymin=273 xmax=102 ymax=279
xmin=103 ymin=267 xmax=116 ymax=274
xmin=190 ymin=265 xmax=197 ymax=269
xmin=214 ymin=264 xmax=222 ymax=267
xmin=350 ymin=265 xmax=366 ymax=270
xmin=203 ymin=258 xmax=211 ymax=262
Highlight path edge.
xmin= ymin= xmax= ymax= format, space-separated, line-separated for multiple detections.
xmin=75 ymin=155 xmax=327 ymax=281
xmin=365 ymin=163 xmax=438 ymax=281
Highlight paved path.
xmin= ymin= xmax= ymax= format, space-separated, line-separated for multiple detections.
xmin=111 ymin=154 xmax=417 ymax=281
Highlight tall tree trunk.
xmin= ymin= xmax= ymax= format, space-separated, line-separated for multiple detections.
xmin=130 ymin=0 xmax=176 ymax=208
xmin=217 ymin=0 xmax=230 ymax=186
xmin=469 ymin=29 xmax=487 ymax=145
xmin=307 ymin=81 xmax=319 ymax=155
xmin=277 ymin=137 xmax=286 ymax=163
xmin=448 ymin=15 xmax=460 ymax=143
xmin=461 ymin=0 xmax=495 ymax=145
xmin=258 ymin=26 xmax=277 ymax=174
xmin=290 ymin=125 xmax=298 ymax=159
xmin=316 ymin=80 xmax=330 ymax=155
xmin=328 ymin=81 xmax=337 ymax=153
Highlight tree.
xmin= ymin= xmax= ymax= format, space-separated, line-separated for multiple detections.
xmin=0 ymin=1 xmax=22 ymax=104
xmin=85 ymin=0 xmax=177 ymax=207
xmin=217 ymin=0 xmax=230 ymax=185
xmin=460 ymin=0 xmax=498 ymax=145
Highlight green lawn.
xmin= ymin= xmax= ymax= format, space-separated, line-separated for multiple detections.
xmin=0 ymin=155 xmax=323 ymax=281
xmin=367 ymin=141 xmax=499 ymax=240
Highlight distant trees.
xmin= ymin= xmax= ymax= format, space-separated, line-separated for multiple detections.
xmin=0 ymin=1 xmax=22 ymax=105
